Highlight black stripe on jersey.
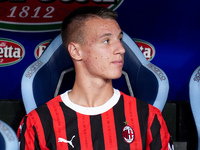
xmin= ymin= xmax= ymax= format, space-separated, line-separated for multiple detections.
xmin=60 ymin=102 xmax=81 ymax=150
xmin=33 ymin=125 xmax=41 ymax=150
xmin=136 ymin=99 xmax=149 ymax=150
xmin=90 ymin=115 xmax=105 ymax=150
xmin=150 ymin=114 xmax=162 ymax=150
xmin=113 ymin=95 xmax=130 ymax=150
xmin=36 ymin=104 xmax=56 ymax=150
xmin=19 ymin=116 xmax=27 ymax=150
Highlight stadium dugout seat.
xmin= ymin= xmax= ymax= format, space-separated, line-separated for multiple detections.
xmin=189 ymin=66 xmax=200 ymax=150
xmin=21 ymin=31 xmax=169 ymax=114
xmin=0 ymin=120 xmax=19 ymax=150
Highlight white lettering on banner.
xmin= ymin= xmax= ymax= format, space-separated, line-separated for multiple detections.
xmin=0 ymin=39 xmax=25 ymax=66
xmin=0 ymin=42 xmax=6 ymax=47
xmin=139 ymin=46 xmax=152 ymax=60
xmin=0 ymin=46 xmax=21 ymax=58
xmin=143 ymin=47 xmax=151 ymax=58
xmin=7 ymin=6 xmax=55 ymax=18
xmin=38 ymin=45 xmax=46 ymax=58
xmin=0 ymin=0 xmax=123 ymax=31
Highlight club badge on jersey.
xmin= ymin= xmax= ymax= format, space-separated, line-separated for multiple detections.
xmin=122 ymin=121 xmax=135 ymax=144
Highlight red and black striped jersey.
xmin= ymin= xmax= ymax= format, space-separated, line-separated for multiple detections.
xmin=18 ymin=89 xmax=173 ymax=150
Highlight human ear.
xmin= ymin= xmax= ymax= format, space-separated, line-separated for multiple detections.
xmin=68 ymin=42 xmax=82 ymax=61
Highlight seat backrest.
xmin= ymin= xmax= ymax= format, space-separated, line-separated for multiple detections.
xmin=0 ymin=120 xmax=19 ymax=150
xmin=189 ymin=66 xmax=200 ymax=150
xmin=21 ymin=32 xmax=169 ymax=114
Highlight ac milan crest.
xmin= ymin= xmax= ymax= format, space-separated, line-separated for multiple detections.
xmin=122 ymin=122 xmax=134 ymax=144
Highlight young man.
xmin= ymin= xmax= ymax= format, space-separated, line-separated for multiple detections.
xmin=18 ymin=6 xmax=173 ymax=150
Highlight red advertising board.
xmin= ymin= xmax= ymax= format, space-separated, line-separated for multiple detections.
xmin=0 ymin=0 xmax=123 ymax=31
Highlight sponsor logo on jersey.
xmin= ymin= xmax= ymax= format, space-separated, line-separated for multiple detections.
xmin=0 ymin=0 xmax=124 ymax=32
xmin=122 ymin=121 xmax=134 ymax=144
xmin=134 ymin=39 xmax=155 ymax=61
xmin=34 ymin=40 xmax=51 ymax=59
xmin=58 ymin=135 xmax=75 ymax=148
xmin=0 ymin=38 xmax=25 ymax=67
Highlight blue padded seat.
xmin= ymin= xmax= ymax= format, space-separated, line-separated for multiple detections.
xmin=0 ymin=133 xmax=5 ymax=150
xmin=0 ymin=120 xmax=19 ymax=150
xmin=189 ymin=66 xmax=200 ymax=150
xmin=21 ymin=32 xmax=169 ymax=114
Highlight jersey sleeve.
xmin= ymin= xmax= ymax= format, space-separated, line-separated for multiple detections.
xmin=17 ymin=110 xmax=47 ymax=150
xmin=17 ymin=116 xmax=36 ymax=150
xmin=146 ymin=105 xmax=174 ymax=150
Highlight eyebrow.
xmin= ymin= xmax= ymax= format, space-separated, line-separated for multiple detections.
xmin=99 ymin=33 xmax=112 ymax=39
xmin=99 ymin=31 xmax=123 ymax=39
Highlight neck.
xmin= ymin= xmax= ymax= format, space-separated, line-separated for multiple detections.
xmin=68 ymin=77 xmax=114 ymax=107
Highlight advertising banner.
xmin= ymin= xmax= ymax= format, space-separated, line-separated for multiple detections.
xmin=0 ymin=0 xmax=200 ymax=101
xmin=0 ymin=0 xmax=124 ymax=100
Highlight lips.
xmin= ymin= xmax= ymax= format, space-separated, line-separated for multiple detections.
xmin=112 ymin=60 xmax=124 ymax=66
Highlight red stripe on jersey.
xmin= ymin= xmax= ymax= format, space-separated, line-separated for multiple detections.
xmin=77 ymin=113 xmax=93 ymax=150
xmin=150 ymin=106 xmax=170 ymax=150
xmin=147 ymin=105 xmax=168 ymax=150
xmin=28 ymin=110 xmax=49 ymax=150
xmin=24 ymin=116 xmax=35 ymax=150
xmin=146 ymin=107 xmax=155 ymax=150
xmin=101 ymin=108 xmax=118 ymax=150
xmin=47 ymin=96 xmax=68 ymax=150
xmin=123 ymin=93 xmax=143 ymax=150
xmin=17 ymin=117 xmax=24 ymax=139
xmin=146 ymin=105 xmax=155 ymax=150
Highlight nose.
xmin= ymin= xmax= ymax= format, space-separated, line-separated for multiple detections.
xmin=114 ymin=40 xmax=125 ymax=55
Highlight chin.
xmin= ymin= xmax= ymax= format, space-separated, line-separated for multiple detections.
xmin=112 ymin=73 xmax=122 ymax=80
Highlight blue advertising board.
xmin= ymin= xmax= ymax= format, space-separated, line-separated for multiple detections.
xmin=0 ymin=0 xmax=199 ymax=102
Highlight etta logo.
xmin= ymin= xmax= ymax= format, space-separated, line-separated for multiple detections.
xmin=34 ymin=40 xmax=51 ymax=59
xmin=0 ymin=38 xmax=25 ymax=67
xmin=134 ymin=39 xmax=155 ymax=61
xmin=0 ymin=0 xmax=124 ymax=32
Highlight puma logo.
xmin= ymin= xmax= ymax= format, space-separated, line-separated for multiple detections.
xmin=58 ymin=135 xmax=75 ymax=148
